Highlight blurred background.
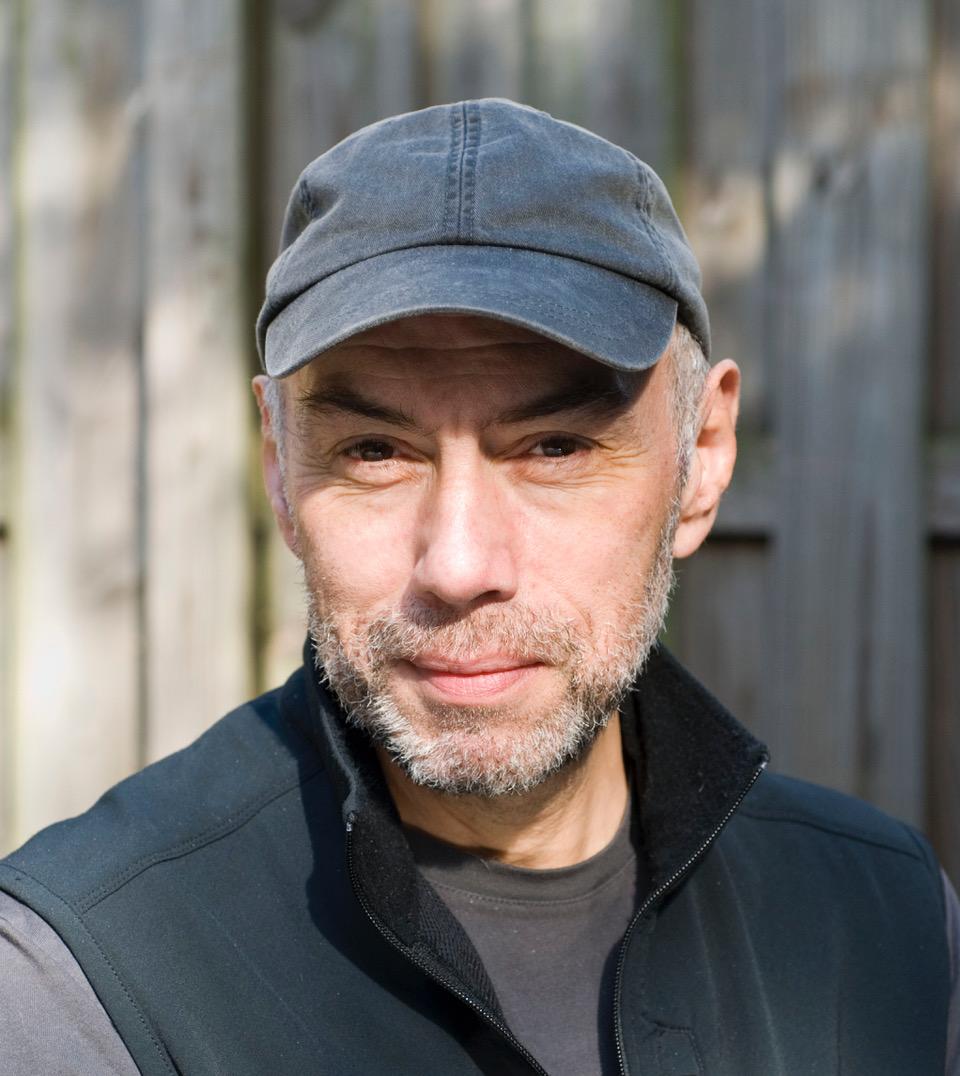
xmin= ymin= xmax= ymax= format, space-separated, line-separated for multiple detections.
xmin=0 ymin=0 xmax=957 ymax=880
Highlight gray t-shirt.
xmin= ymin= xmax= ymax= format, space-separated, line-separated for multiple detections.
xmin=407 ymin=801 xmax=645 ymax=1076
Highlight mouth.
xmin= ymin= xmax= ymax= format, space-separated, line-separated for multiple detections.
xmin=401 ymin=655 xmax=545 ymax=701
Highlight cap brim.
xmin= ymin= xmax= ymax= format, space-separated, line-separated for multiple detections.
xmin=264 ymin=245 xmax=677 ymax=378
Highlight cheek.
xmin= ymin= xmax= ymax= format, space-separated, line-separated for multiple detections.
xmin=515 ymin=481 xmax=673 ymax=609
xmin=295 ymin=492 xmax=418 ymax=614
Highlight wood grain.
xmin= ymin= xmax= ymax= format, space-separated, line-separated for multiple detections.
xmin=142 ymin=0 xmax=253 ymax=759
xmin=767 ymin=0 xmax=929 ymax=822
xmin=0 ymin=0 xmax=17 ymax=850
xmin=684 ymin=0 xmax=774 ymax=432
xmin=927 ymin=0 xmax=960 ymax=872
xmin=667 ymin=540 xmax=774 ymax=748
xmin=11 ymin=0 xmax=142 ymax=844
xmin=931 ymin=0 xmax=960 ymax=435
xmin=929 ymin=547 xmax=960 ymax=884
xmin=422 ymin=0 xmax=524 ymax=104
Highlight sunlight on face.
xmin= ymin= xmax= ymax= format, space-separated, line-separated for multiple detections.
xmin=283 ymin=315 xmax=682 ymax=796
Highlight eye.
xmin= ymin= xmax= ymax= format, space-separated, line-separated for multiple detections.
xmin=345 ymin=439 xmax=396 ymax=462
xmin=530 ymin=436 xmax=585 ymax=458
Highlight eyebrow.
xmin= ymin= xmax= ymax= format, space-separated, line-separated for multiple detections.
xmin=295 ymin=373 xmax=641 ymax=432
xmin=296 ymin=387 xmax=418 ymax=431
xmin=495 ymin=376 xmax=640 ymax=424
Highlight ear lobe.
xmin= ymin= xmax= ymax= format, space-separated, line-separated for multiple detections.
xmin=671 ymin=359 xmax=741 ymax=560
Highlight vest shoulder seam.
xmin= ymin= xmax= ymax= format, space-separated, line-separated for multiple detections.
xmin=77 ymin=763 xmax=326 ymax=913
xmin=735 ymin=806 xmax=923 ymax=860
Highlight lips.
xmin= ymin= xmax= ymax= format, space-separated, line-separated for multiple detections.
xmin=413 ymin=655 xmax=537 ymax=675
xmin=404 ymin=655 xmax=544 ymax=701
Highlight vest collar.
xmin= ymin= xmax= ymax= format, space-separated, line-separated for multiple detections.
xmin=288 ymin=639 xmax=768 ymax=925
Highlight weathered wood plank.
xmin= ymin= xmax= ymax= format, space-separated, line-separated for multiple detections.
xmin=929 ymin=437 xmax=960 ymax=540
xmin=931 ymin=0 xmax=960 ymax=436
xmin=142 ymin=0 xmax=252 ymax=759
xmin=712 ymin=434 xmax=776 ymax=537
xmin=11 ymin=0 xmax=142 ymax=844
xmin=929 ymin=0 xmax=960 ymax=874
xmin=667 ymin=541 xmax=772 ymax=744
xmin=767 ymin=0 xmax=929 ymax=822
xmin=929 ymin=547 xmax=960 ymax=885
xmin=525 ymin=0 xmax=597 ymax=125
xmin=684 ymin=0 xmax=773 ymax=432
xmin=0 ymin=0 xmax=18 ymax=852
xmin=716 ymin=434 xmax=960 ymax=540
xmin=526 ymin=0 xmax=671 ymax=175
xmin=422 ymin=0 xmax=523 ymax=104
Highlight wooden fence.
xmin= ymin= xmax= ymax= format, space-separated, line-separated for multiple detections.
xmin=1 ymin=0 xmax=958 ymax=881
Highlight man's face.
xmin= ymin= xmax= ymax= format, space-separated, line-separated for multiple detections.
xmin=275 ymin=315 xmax=683 ymax=796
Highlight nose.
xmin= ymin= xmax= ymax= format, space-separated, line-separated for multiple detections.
xmin=411 ymin=453 xmax=518 ymax=611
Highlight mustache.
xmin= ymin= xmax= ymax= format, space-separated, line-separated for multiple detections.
xmin=357 ymin=604 xmax=584 ymax=669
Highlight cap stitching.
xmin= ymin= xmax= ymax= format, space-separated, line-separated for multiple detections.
xmin=443 ymin=104 xmax=465 ymax=238
xmin=460 ymin=103 xmax=481 ymax=240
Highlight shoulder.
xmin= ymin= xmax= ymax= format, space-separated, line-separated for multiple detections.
xmin=0 ymin=890 xmax=140 ymax=1074
xmin=732 ymin=770 xmax=941 ymax=883
xmin=0 ymin=666 xmax=332 ymax=911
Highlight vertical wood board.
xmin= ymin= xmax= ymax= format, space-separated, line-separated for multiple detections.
xmin=667 ymin=540 xmax=772 ymax=743
xmin=12 ymin=0 xmax=142 ymax=843
xmin=768 ymin=0 xmax=929 ymax=821
xmin=931 ymin=0 xmax=960 ymax=432
xmin=422 ymin=0 xmax=523 ymax=104
xmin=929 ymin=547 xmax=960 ymax=884
xmin=0 ymin=0 xmax=19 ymax=851
xmin=684 ymin=0 xmax=775 ymax=432
xmin=143 ymin=0 xmax=252 ymax=760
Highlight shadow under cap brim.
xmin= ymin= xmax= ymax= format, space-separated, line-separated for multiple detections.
xmin=263 ymin=244 xmax=678 ymax=378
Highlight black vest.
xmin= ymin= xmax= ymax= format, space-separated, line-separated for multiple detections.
xmin=0 ymin=646 xmax=949 ymax=1074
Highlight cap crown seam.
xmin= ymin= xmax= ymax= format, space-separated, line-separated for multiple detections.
xmin=443 ymin=104 xmax=465 ymax=238
xmin=459 ymin=103 xmax=481 ymax=240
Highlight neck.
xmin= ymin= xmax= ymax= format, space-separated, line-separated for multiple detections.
xmin=377 ymin=715 xmax=629 ymax=869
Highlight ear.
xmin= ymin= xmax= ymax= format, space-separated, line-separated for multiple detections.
xmin=252 ymin=375 xmax=300 ymax=557
xmin=672 ymin=359 xmax=740 ymax=560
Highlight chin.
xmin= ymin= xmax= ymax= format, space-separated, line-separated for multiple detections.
xmin=352 ymin=689 xmax=614 ymax=798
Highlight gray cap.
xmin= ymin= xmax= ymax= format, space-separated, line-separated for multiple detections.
xmin=257 ymin=99 xmax=709 ymax=377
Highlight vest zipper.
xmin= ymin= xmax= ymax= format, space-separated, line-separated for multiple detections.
xmin=612 ymin=759 xmax=768 ymax=1075
xmin=345 ymin=816 xmax=548 ymax=1076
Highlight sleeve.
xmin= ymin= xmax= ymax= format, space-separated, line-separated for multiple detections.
xmin=945 ymin=870 xmax=960 ymax=1076
xmin=0 ymin=889 xmax=141 ymax=1075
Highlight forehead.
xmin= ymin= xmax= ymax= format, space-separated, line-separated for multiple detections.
xmin=288 ymin=314 xmax=644 ymax=399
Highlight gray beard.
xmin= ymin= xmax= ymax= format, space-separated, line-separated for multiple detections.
xmin=306 ymin=505 xmax=678 ymax=798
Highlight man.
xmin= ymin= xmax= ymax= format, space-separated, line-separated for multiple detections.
xmin=1 ymin=99 xmax=957 ymax=1074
